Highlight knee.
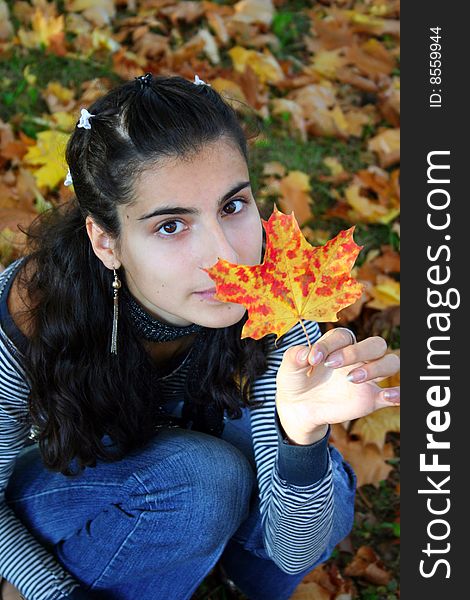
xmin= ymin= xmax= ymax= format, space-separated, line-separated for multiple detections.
xmin=134 ymin=430 xmax=256 ymax=539
xmin=190 ymin=435 xmax=256 ymax=537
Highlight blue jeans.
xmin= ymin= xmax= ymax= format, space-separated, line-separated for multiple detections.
xmin=5 ymin=407 xmax=354 ymax=600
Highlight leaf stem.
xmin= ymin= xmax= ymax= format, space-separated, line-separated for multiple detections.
xmin=299 ymin=319 xmax=315 ymax=377
xmin=298 ymin=318 xmax=311 ymax=349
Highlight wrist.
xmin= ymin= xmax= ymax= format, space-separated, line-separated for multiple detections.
xmin=282 ymin=424 xmax=329 ymax=445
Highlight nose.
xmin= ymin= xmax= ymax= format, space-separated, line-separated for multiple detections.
xmin=200 ymin=219 xmax=238 ymax=269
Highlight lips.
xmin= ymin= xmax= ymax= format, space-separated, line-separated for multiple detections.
xmin=195 ymin=288 xmax=217 ymax=294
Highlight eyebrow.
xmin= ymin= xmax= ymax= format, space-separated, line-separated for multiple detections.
xmin=136 ymin=181 xmax=252 ymax=221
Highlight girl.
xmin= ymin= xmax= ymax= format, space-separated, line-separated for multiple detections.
xmin=0 ymin=74 xmax=400 ymax=600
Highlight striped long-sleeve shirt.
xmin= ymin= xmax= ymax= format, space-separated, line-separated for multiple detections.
xmin=0 ymin=257 xmax=356 ymax=600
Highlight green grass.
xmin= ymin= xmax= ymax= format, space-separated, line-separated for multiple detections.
xmin=0 ymin=47 xmax=121 ymax=136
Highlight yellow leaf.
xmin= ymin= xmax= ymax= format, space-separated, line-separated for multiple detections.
xmin=23 ymin=130 xmax=70 ymax=190
xmin=311 ymin=49 xmax=346 ymax=79
xmin=331 ymin=105 xmax=349 ymax=135
xmin=228 ymin=46 xmax=284 ymax=84
xmin=45 ymin=81 xmax=74 ymax=103
xmin=344 ymin=108 xmax=374 ymax=137
xmin=351 ymin=407 xmax=400 ymax=450
xmin=278 ymin=171 xmax=313 ymax=227
xmin=18 ymin=8 xmax=64 ymax=49
xmin=323 ymin=157 xmax=344 ymax=177
xmin=366 ymin=274 xmax=400 ymax=310
xmin=49 ymin=112 xmax=77 ymax=132
xmin=345 ymin=183 xmax=397 ymax=223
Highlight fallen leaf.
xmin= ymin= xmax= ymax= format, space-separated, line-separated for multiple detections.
xmin=41 ymin=81 xmax=76 ymax=114
xmin=23 ymin=130 xmax=70 ymax=190
xmin=351 ymin=406 xmax=400 ymax=450
xmin=18 ymin=8 xmax=66 ymax=53
xmin=345 ymin=183 xmax=399 ymax=224
xmin=368 ymin=128 xmax=400 ymax=168
xmin=0 ymin=0 xmax=14 ymax=40
xmin=203 ymin=206 xmax=364 ymax=343
xmin=293 ymin=563 xmax=355 ymax=600
xmin=344 ymin=546 xmax=392 ymax=586
xmin=344 ymin=40 xmax=396 ymax=78
xmin=278 ymin=171 xmax=313 ymax=226
xmin=159 ymin=1 xmax=205 ymax=25
xmin=262 ymin=161 xmax=286 ymax=178
xmin=66 ymin=0 xmax=116 ymax=27
xmin=330 ymin=423 xmax=394 ymax=487
xmin=270 ymin=98 xmax=307 ymax=142
xmin=366 ymin=274 xmax=400 ymax=310
xmin=233 ymin=0 xmax=275 ymax=26
xmin=229 ymin=46 xmax=284 ymax=85
xmin=311 ymin=49 xmax=347 ymax=79
xmin=289 ymin=581 xmax=330 ymax=600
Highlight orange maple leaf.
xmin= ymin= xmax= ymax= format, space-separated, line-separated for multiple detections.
xmin=203 ymin=206 xmax=364 ymax=345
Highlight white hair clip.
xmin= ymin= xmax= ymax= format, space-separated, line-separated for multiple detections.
xmin=64 ymin=169 xmax=73 ymax=186
xmin=193 ymin=74 xmax=211 ymax=87
xmin=77 ymin=108 xmax=95 ymax=129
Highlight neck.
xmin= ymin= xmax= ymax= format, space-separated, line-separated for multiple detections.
xmin=142 ymin=333 xmax=197 ymax=368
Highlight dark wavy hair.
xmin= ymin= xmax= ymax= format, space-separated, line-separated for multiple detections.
xmin=16 ymin=75 xmax=277 ymax=476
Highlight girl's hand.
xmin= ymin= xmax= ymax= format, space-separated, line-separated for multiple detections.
xmin=275 ymin=327 xmax=400 ymax=445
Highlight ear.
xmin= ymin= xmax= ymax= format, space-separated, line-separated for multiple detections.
xmin=85 ymin=216 xmax=121 ymax=270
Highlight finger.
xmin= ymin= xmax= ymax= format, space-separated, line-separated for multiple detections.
xmin=375 ymin=385 xmax=400 ymax=407
xmin=307 ymin=328 xmax=358 ymax=366
xmin=321 ymin=336 xmax=389 ymax=368
xmin=345 ymin=353 xmax=401 ymax=383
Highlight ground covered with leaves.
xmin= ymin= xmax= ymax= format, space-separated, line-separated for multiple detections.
xmin=0 ymin=0 xmax=400 ymax=598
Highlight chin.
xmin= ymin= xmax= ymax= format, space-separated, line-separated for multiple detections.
xmin=192 ymin=303 xmax=246 ymax=329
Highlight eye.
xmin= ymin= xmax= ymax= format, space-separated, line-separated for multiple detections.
xmin=156 ymin=220 xmax=185 ymax=236
xmin=155 ymin=198 xmax=249 ymax=238
xmin=222 ymin=198 xmax=248 ymax=215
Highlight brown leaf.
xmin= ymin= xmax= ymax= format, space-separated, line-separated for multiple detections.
xmin=278 ymin=171 xmax=313 ymax=226
xmin=159 ymin=1 xmax=205 ymax=25
xmin=330 ymin=424 xmax=394 ymax=487
xmin=293 ymin=563 xmax=355 ymax=600
xmin=0 ymin=0 xmax=14 ymax=40
xmin=345 ymin=41 xmax=396 ymax=78
xmin=367 ymin=128 xmax=400 ymax=168
xmin=344 ymin=546 xmax=392 ymax=586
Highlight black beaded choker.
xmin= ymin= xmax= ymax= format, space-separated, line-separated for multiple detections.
xmin=120 ymin=283 xmax=203 ymax=342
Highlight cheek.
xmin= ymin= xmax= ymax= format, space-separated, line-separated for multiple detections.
xmin=236 ymin=218 xmax=263 ymax=262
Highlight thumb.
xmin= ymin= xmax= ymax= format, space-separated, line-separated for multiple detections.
xmin=282 ymin=345 xmax=311 ymax=370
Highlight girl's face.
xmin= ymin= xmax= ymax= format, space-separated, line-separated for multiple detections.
xmin=115 ymin=138 xmax=263 ymax=329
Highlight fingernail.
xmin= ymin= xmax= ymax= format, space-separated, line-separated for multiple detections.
xmin=384 ymin=390 xmax=400 ymax=403
xmin=346 ymin=368 xmax=367 ymax=383
xmin=311 ymin=348 xmax=324 ymax=365
xmin=298 ymin=349 xmax=309 ymax=362
xmin=324 ymin=354 xmax=343 ymax=368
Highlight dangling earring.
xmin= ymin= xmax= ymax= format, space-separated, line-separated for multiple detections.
xmin=110 ymin=267 xmax=121 ymax=355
